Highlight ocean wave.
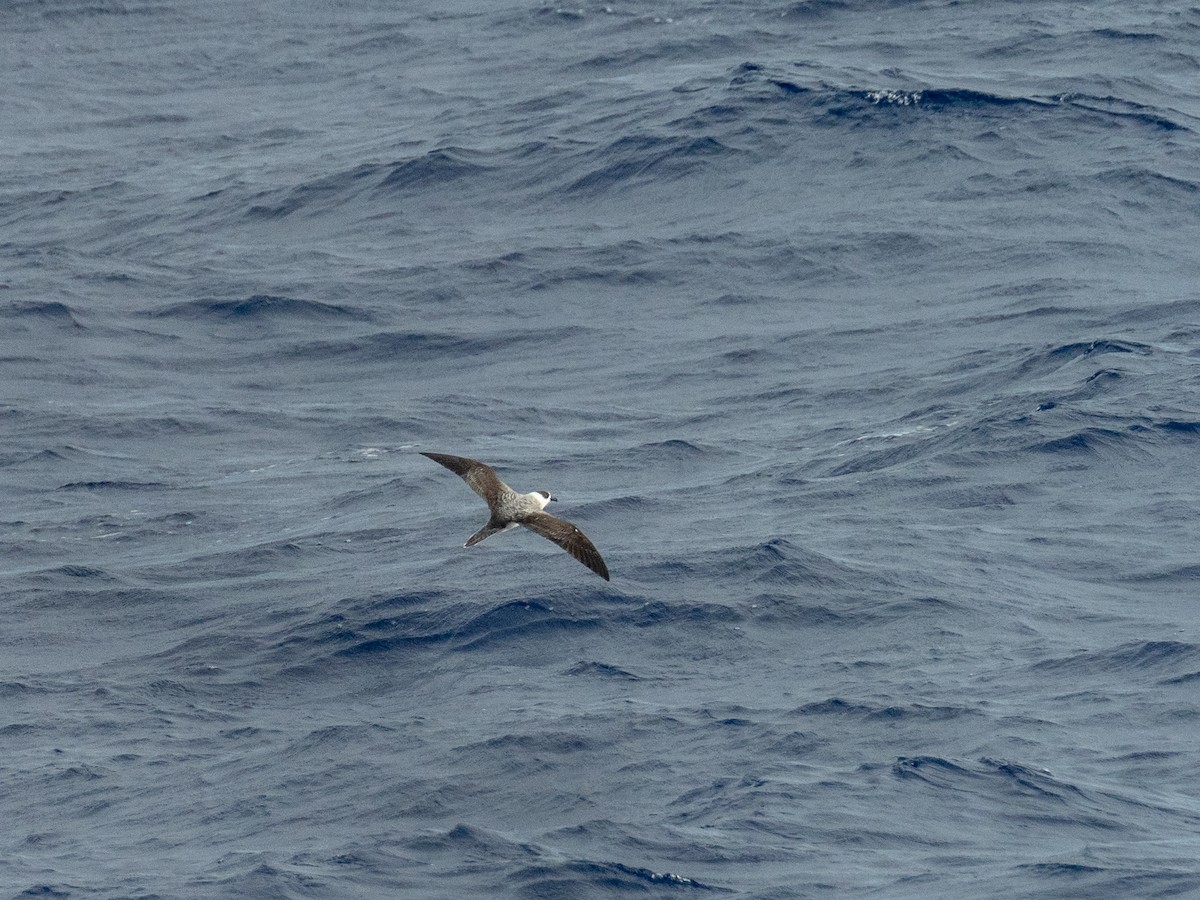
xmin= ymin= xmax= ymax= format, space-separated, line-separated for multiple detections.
xmin=1060 ymin=91 xmax=1188 ymax=132
xmin=510 ymin=858 xmax=725 ymax=895
xmin=234 ymin=143 xmax=539 ymax=221
xmin=453 ymin=730 xmax=596 ymax=757
xmin=564 ymin=134 xmax=737 ymax=196
xmin=735 ymin=537 xmax=863 ymax=588
xmin=378 ymin=147 xmax=493 ymax=192
xmin=18 ymin=1 xmax=169 ymax=20
xmin=1026 ymin=426 xmax=1140 ymax=456
xmin=612 ymin=598 xmax=743 ymax=629
xmin=563 ymin=660 xmax=643 ymax=680
xmin=283 ymin=596 xmax=598 ymax=658
xmin=143 ymin=538 xmax=314 ymax=583
xmin=278 ymin=327 xmax=589 ymax=365
xmin=0 ymin=300 xmax=83 ymax=328
xmin=55 ymin=479 xmax=169 ymax=491
xmin=1032 ymin=640 xmax=1200 ymax=675
xmin=147 ymin=294 xmax=368 ymax=322
xmin=798 ymin=699 xmax=980 ymax=721
xmin=1019 ymin=339 xmax=1153 ymax=376
xmin=242 ymin=161 xmax=383 ymax=220
xmin=892 ymin=756 xmax=1109 ymax=814
xmin=723 ymin=62 xmax=1193 ymax=141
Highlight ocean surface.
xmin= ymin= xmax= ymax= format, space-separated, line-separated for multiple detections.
xmin=5 ymin=1 xmax=1200 ymax=897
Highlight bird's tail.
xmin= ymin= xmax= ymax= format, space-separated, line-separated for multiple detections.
xmin=465 ymin=523 xmax=505 ymax=547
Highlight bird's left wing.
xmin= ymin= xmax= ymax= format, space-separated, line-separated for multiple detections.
xmin=518 ymin=511 xmax=610 ymax=581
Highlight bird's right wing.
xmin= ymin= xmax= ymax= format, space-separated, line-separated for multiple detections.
xmin=421 ymin=452 xmax=508 ymax=505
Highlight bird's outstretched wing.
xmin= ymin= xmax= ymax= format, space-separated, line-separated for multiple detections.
xmin=420 ymin=452 xmax=507 ymax=508
xmin=518 ymin=511 xmax=610 ymax=581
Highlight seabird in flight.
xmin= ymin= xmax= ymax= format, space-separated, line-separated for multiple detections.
xmin=420 ymin=451 xmax=610 ymax=581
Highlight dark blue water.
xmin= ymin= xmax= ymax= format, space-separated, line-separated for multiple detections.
xmin=5 ymin=1 xmax=1200 ymax=897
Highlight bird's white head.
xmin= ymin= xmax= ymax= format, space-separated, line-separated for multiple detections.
xmin=532 ymin=490 xmax=555 ymax=509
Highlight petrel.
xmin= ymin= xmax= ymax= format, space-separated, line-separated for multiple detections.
xmin=420 ymin=452 xmax=610 ymax=581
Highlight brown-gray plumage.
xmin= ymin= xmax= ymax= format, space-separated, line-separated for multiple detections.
xmin=420 ymin=451 xmax=610 ymax=581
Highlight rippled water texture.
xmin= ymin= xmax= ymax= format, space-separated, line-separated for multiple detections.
xmin=4 ymin=1 xmax=1200 ymax=897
